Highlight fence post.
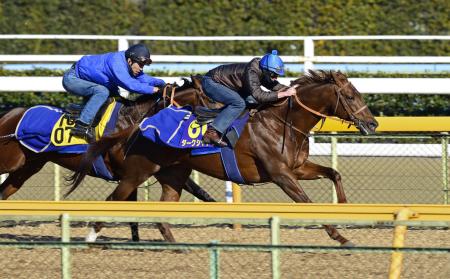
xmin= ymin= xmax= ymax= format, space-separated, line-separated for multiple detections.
xmin=331 ymin=132 xmax=338 ymax=203
xmin=232 ymin=183 xmax=242 ymax=230
xmin=270 ymin=216 xmax=281 ymax=279
xmin=389 ymin=208 xmax=417 ymax=279
xmin=442 ymin=132 xmax=449 ymax=204
xmin=54 ymin=164 xmax=60 ymax=201
xmin=303 ymin=37 xmax=314 ymax=73
xmin=225 ymin=181 xmax=233 ymax=203
xmin=118 ymin=38 xmax=129 ymax=51
xmin=143 ymin=179 xmax=151 ymax=201
xmin=209 ymin=240 xmax=220 ymax=279
xmin=226 ymin=181 xmax=242 ymax=229
xmin=61 ymin=213 xmax=71 ymax=279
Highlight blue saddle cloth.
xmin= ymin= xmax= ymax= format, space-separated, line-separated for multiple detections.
xmin=139 ymin=106 xmax=249 ymax=184
xmin=15 ymin=105 xmax=122 ymax=180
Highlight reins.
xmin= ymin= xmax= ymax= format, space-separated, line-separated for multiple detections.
xmin=293 ymin=87 xmax=354 ymax=126
xmin=161 ymin=84 xmax=181 ymax=108
xmin=292 ymin=81 xmax=368 ymax=130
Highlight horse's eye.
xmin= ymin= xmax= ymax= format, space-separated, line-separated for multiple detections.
xmin=346 ymin=95 xmax=354 ymax=101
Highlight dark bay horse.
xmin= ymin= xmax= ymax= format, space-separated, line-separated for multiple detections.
xmin=70 ymin=70 xmax=378 ymax=246
xmin=0 ymin=80 xmax=216 ymax=241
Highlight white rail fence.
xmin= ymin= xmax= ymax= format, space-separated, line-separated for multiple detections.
xmin=0 ymin=35 xmax=449 ymax=94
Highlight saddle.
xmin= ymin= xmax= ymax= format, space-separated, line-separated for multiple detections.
xmin=65 ymin=97 xmax=115 ymax=128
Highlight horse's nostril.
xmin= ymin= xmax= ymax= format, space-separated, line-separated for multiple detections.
xmin=369 ymin=121 xmax=378 ymax=129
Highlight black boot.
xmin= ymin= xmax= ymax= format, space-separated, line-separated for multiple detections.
xmin=202 ymin=127 xmax=228 ymax=148
xmin=70 ymin=120 xmax=95 ymax=143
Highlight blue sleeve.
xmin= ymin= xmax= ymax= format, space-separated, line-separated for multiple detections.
xmin=136 ymin=73 xmax=166 ymax=88
xmin=107 ymin=54 xmax=154 ymax=94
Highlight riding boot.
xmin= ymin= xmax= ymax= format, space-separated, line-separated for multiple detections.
xmin=202 ymin=127 xmax=228 ymax=148
xmin=70 ymin=120 xmax=95 ymax=143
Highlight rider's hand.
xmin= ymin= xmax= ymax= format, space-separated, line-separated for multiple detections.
xmin=277 ymin=86 xmax=297 ymax=99
xmin=153 ymin=87 xmax=160 ymax=93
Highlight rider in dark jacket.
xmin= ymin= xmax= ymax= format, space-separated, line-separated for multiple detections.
xmin=201 ymin=50 xmax=297 ymax=147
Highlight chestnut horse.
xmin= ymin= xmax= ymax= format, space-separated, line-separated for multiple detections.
xmin=70 ymin=70 xmax=378 ymax=246
xmin=0 ymin=81 xmax=216 ymax=241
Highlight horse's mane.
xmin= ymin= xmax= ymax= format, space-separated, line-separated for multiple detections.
xmin=291 ymin=70 xmax=346 ymax=87
xmin=117 ymin=78 xmax=199 ymax=121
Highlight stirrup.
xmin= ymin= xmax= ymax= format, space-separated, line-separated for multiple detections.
xmin=70 ymin=121 xmax=95 ymax=143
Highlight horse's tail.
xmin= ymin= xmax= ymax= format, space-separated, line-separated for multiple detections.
xmin=65 ymin=125 xmax=138 ymax=198
xmin=184 ymin=177 xmax=216 ymax=202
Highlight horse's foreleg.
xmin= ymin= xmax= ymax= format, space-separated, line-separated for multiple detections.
xmin=86 ymin=179 xmax=148 ymax=242
xmin=184 ymin=176 xmax=216 ymax=202
xmin=270 ymin=166 xmax=352 ymax=246
xmin=127 ymin=189 xmax=140 ymax=242
xmin=293 ymin=160 xmax=347 ymax=203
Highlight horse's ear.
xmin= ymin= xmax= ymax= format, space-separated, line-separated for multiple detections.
xmin=330 ymin=71 xmax=345 ymax=87
xmin=190 ymin=75 xmax=203 ymax=90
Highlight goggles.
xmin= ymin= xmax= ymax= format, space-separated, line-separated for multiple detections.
xmin=133 ymin=57 xmax=152 ymax=68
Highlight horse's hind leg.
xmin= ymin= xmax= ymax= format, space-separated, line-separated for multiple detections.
xmin=293 ymin=160 xmax=353 ymax=246
xmin=154 ymin=166 xmax=191 ymax=243
xmin=0 ymin=160 xmax=46 ymax=200
xmin=0 ymin=140 xmax=26 ymax=175
xmin=293 ymin=160 xmax=347 ymax=203
xmin=0 ymin=140 xmax=47 ymax=199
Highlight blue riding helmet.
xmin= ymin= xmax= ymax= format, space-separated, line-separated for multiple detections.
xmin=259 ymin=49 xmax=285 ymax=76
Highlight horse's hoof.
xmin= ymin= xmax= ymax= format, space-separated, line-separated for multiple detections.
xmin=341 ymin=240 xmax=355 ymax=247
xmin=85 ymin=228 xmax=99 ymax=242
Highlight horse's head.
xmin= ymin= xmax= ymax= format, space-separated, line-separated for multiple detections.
xmin=291 ymin=70 xmax=378 ymax=135
xmin=329 ymin=71 xmax=378 ymax=135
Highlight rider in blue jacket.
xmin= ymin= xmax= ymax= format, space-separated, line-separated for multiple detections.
xmin=62 ymin=43 xmax=165 ymax=142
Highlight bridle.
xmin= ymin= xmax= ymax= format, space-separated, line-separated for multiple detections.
xmin=293 ymin=81 xmax=367 ymax=127
xmin=269 ymin=81 xmax=368 ymax=154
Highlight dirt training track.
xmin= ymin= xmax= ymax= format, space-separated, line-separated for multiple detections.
xmin=0 ymin=222 xmax=448 ymax=279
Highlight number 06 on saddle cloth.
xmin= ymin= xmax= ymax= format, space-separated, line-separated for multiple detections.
xmin=139 ymin=105 xmax=248 ymax=150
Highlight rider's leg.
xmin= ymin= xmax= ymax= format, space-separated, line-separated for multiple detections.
xmin=201 ymin=76 xmax=245 ymax=146
xmin=62 ymin=68 xmax=110 ymax=142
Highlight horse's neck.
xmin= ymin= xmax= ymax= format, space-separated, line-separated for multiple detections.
xmin=117 ymin=97 xmax=158 ymax=129
xmin=292 ymin=84 xmax=332 ymax=130
xmin=259 ymin=83 xmax=332 ymax=135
